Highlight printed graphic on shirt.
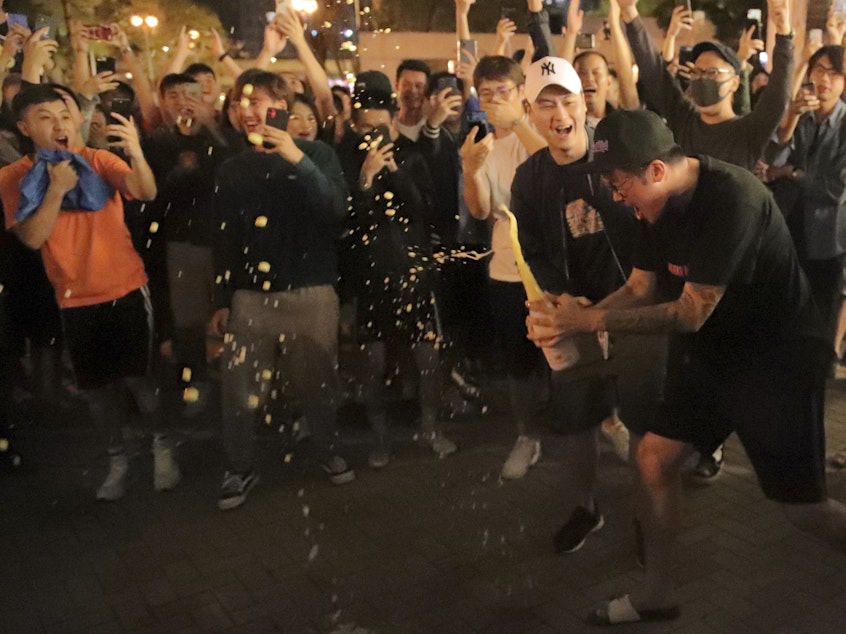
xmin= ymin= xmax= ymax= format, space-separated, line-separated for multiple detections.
xmin=565 ymin=199 xmax=605 ymax=238
xmin=667 ymin=262 xmax=688 ymax=279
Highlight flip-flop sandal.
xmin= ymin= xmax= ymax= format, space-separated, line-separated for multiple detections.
xmin=586 ymin=594 xmax=680 ymax=626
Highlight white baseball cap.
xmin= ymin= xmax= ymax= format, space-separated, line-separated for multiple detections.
xmin=524 ymin=56 xmax=583 ymax=103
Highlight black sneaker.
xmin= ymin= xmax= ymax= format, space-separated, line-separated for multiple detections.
xmin=218 ymin=471 xmax=259 ymax=511
xmin=691 ymin=445 xmax=724 ymax=482
xmin=554 ymin=505 xmax=604 ymax=554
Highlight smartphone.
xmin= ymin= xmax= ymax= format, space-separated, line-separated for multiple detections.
xmin=809 ymin=28 xmax=823 ymax=47
xmin=265 ymin=106 xmax=289 ymax=131
xmin=575 ymin=33 xmax=595 ymax=49
xmin=34 ymin=14 xmax=57 ymax=40
xmin=6 ymin=13 xmax=28 ymax=29
xmin=675 ymin=0 xmax=693 ymax=14
xmin=746 ymin=8 xmax=763 ymax=40
xmin=801 ymin=81 xmax=816 ymax=94
xmin=467 ymin=111 xmax=490 ymax=142
xmin=108 ymin=97 xmax=133 ymax=124
xmin=369 ymin=124 xmax=391 ymax=148
xmin=95 ymin=57 xmax=116 ymax=74
xmin=437 ymin=76 xmax=460 ymax=95
xmin=83 ymin=24 xmax=114 ymax=41
xmin=678 ymin=45 xmax=694 ymax=66
xmin=500 ymin=7 xmax=517 ymax=22
xmin=184 ymin=83 xmax=202 ymax=100
xmin=459 ymin=39 xmax=478 ymax=66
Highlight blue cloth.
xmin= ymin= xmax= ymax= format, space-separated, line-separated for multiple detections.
xmin=15 ymin=149 xmax=113 ymax=222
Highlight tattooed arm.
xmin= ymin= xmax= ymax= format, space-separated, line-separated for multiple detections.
xmin=527 ymin=272 xmax=724 ymax=346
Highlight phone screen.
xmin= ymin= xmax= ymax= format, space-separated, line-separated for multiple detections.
xmin=265 ymin=107 xmax=289 ymax=131
xmin=34 ymin=14 xmax=56 ymax=39
xmin=108 ymin=98 xmax=133 ymax=124
xmin=467 ymin=112 xmax=489 ymax=142
xmin=678 ymin=46 xmax=694 ymax=66
xmin=459 ymin=39 xmax=478 ymax=65
xmin=7 ymin=13 xmax=28 ymax=29
xmin=746 ymin=9 xmax=762 ymax=21
xmin=437 ymin=76 xmax=459 ymax=95
xmin=95 ymin=57 xmax=116 ymax=74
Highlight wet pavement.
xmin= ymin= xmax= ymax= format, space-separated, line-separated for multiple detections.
xmin=2 ymin=375 xmax=846 ymax=633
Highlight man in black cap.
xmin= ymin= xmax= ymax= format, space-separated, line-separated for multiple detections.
xmin=616 ymin=0 xmax=794 ymax=480
xmin=615 ymin=0 xmax=793 ymax=172
xmin=528 ymin=108 xmax=846 ymax=625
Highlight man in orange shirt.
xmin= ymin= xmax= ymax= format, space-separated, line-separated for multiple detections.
xmin=0 ymin=84 xmax=167 ymax=501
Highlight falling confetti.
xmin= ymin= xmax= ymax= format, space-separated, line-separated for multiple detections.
xmin=307 ymin=544 xmax=319 ymax=561
xmin=247 ymin=394 xmax=260 ymax=409
xmin=0 ymin=439 xmax=8 ymax=452
xmin=257 ymin=261 xmax=271 ymax=273
xmin=248 ymin=132 xmax=264 ymax=146
xmin=183 ymin=387 xmax=199 ymax=402
xmin=181 ymin=368 xmax=192 ymax=382
xmin=255 ymin=216 xmax=268 ymax=227
xmin=242 ymin=83 xmax=254 ymax=96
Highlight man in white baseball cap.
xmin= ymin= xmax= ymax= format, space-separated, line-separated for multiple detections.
xmin=513 ymin=57 xmax=665 ymax=563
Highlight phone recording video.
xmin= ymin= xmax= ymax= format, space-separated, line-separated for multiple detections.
xmin=467 ymin=111 xmax=490 ymax=143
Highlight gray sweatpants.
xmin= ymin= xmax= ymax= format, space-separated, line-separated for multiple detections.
xmin=221 ymin=286 xmax=340 ymax=473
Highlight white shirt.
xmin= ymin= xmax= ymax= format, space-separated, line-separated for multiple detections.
xmin=482 ymin=132 xmax=530 ymax=282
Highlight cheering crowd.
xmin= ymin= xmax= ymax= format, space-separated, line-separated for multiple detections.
xmin=2 ymin=0 xmax=846 ymax=624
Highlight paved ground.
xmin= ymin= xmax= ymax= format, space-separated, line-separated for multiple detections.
xmin=3 ymin=374 xmax=846 ymax=634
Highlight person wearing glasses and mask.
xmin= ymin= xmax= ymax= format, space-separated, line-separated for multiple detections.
xmin=615 ymin=0 xmax=794 ymax=172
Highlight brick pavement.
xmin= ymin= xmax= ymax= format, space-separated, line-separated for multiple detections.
xmin=2 ymin=378 xmax=846 ymax=633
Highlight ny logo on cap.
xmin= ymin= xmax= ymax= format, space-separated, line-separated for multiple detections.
xmin=541 ymin=61 xmax=555 ymax=76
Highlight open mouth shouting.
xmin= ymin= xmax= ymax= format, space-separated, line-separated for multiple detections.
xmin=54 ymin=134 xmax=70 ymax=150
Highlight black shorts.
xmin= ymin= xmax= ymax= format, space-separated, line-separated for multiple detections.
xmin=549 ymin=333 xmax=666 ymax=436
xmin=61 ymin=286 xmax=154 ymax=390
xmin=488 ymin=280 xmax=543 ymax=378
xmin=652 ymin=336 xmax=831 ymax=504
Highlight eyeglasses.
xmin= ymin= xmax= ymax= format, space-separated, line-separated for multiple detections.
xmin=602 ymin=174 xmax=637 ymax=196
xmin=602 ymin=165 xmax=649 ymax=197
xmin=688 ymin=67 xmax=734 ymax=81
xmin=809 ymin=65 xmax=844 ymax=80
xmin=478 ymin=85 xmax=517 ymax=101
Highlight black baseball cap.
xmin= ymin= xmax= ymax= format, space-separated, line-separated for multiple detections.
xmin=577 ymin=109 xmax=679 ymax=174
xmin=691 ymin=40 xmax=743 ymax=75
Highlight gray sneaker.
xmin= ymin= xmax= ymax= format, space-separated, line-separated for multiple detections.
xmin=97 ymin=452 xmax=129 ymax=501
xmin=323 ymin=456 xmax=355 ymax=485
xmin=152 ymin=437 xmax=182 ymax=492
xmin=218 ymin=471 xmax=259 ymax=511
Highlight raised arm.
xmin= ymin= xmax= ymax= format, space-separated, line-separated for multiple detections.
xmin=108 ymin=113 xmax=157 ymax=200
xmin=209 ymin=28 xmax=243 ymax=80
xmin=254 ymin=21 xmax=288 ymax=70
xmin=459 ymin=130 xmax=494 ymax=220
xmin=21 ymin=27 xmax=58 ymax=84
xmin=559 ymin=0 xmax=582 ymax=63
xmin=608 ymin=0 xmax=639 ymax=109
xmin=455 ymin=0 xmax=474 ymax=42
xmin=494 ymin=17 xmax=517 ymax=57
xmin=111 ymin=25 xmax=158 ymax=128
xmin=163 ymin=26 xmax=192 ymax=76
xmin=661 ymin=5 xmax=692 ymax=63
xmin=275 ymin=10 xmax=336 ymax=122
xmin=526 ymin=0 xmax=555 ymax=62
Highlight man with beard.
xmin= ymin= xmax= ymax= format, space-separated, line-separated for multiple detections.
xmin=616 ymin=0 xmax=793 ymax=172
xmin=394 ymin=59 xmax=430 ymax=142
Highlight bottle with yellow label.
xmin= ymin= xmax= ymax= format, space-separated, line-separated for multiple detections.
xmin=499 ymin=205 xmax=579 ymax=371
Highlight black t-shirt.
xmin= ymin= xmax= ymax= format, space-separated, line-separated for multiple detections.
xmin=512 ymin=147 xmax=636 ymax=302
xmin=633 ymin=156 xmax=825 ymax=358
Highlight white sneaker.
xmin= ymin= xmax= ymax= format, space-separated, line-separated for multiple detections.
xmin=152 ymin=437 xmax=182 ymax=492
xmin=502 ymin=435 xmax=541 ymax=479
xmin=97 ymin=452 xmax=129 ymax=501
xmin=600 ymin=416 xmax=630 ymax=464
xmin=368 ymin=439 xmax=390 ymax=469
xmin=420 ymin=431 xmax=458 ymax=458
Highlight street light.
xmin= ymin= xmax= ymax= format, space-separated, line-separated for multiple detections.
xmin=130 ymin=14 xmax=159 ymax=80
